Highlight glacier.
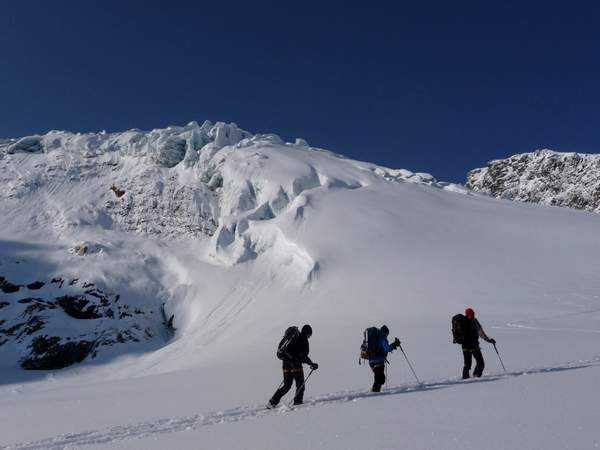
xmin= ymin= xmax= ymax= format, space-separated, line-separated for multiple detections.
xmin=1 ymin=122 xmax=599 ymax=450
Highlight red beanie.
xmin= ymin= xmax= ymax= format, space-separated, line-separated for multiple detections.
xmin=465 ymin=308 xmax=475 ymax=318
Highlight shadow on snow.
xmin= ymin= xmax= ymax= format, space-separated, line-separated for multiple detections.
xmin=0 ymin=238 xmax=170 ymax=386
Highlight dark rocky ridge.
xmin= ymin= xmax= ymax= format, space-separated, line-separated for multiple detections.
xmin=21 ymin=336 xmax=94 ymax=370
xmin=466 ymin=150 xmax=600 ymax=213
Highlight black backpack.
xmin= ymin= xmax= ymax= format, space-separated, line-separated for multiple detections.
xmin=451 ymin=314 xmax=469 ymax=344
xmin=277 ymin=326 xmax=300 ymax=360
xmin=360 ymin=326 xmax=382 ymax=360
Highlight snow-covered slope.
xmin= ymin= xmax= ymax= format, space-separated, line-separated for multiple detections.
xmin=467 ymin=149 xmax=600 ymax=212
xmin=0 ymin=121 xmax=463 ymax=370
xmin=0 ymin=120 xmax=457 ymax=241
xmin=1 ymin=124 xmax=599 ymax=450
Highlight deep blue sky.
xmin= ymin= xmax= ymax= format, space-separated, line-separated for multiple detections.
xmin=1 ymin=1 xmax=599 ymax=182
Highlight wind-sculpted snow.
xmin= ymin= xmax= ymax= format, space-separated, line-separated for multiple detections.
xmin=0 ymin=120 xmax=466 ymax=369
xmin=467 ymin=149 xmax=600 ymax=213
xmin=0 ymin=120 xmax=462 ymax=277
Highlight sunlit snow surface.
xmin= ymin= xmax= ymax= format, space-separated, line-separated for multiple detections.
xmin=1 ymin=122 xmax=599 ymax=449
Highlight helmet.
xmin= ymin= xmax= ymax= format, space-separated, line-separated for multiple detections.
xmin=301 ymin=324 xmax=313 ymax=337
xmin=465 ymin=308 xmax=475 ymax=318
xmin=380 ymin=325 xmax=389 ymax=336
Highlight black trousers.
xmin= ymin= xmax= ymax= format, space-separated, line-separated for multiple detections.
xmin=370 ymin=363 xmax=386 ymax=392
xmin=462 ymin=348 xmax=484 ymax=379
xmin=270 ymin=368 xmax=305 ymax=405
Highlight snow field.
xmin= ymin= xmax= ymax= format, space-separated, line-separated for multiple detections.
xmin=1 ymin=123 xmax=599 ymax=449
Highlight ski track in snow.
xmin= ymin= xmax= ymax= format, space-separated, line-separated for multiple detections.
xmin=491 ymin=308 xmax=600 ymax=334
xmin=6 ymin=357 xmax=600 ymax=450
xmin=503 ymin=323 xmax=600 ymax=334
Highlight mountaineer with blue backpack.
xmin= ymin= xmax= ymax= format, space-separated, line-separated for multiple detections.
xmin=360 ymin=325 xmax=401 ymax=392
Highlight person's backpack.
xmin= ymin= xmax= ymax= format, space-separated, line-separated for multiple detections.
xmin=360 ymin=326 xmax=382 ymax=360
xmin=277 ymin=326 xmax=300 ymax=360
xmin=451 ymin=314 xmax=469 ymax=344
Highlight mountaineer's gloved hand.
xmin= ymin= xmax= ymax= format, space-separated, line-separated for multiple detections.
xmin=310 ymin=363 xmax=319 ymax=370
xmin=489 ymin=338 xmax=496 ymax=345
xmin=392 ymin=337 xmax=401 ymax=349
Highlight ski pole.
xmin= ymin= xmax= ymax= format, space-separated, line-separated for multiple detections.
xmin=288 ymin=368 xmax=315 ymax=406
xmin=493 ymin=343 xmax=507 ymax=373
xmin=384 ymin=362 xmax=388 ymax=388
xmin=399 ymin=344 xmax=421 ymax=385
xmin=275 ymin=378 xmax=285 ymax=392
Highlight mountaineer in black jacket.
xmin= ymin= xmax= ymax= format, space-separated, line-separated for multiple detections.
xmin=268 ymin=324 xmax=318 ymax=407
xmin=460 ymin=308 xmax=496 ymax=379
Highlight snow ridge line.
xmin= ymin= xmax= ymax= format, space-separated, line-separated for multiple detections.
xmin=6 ymin=357 xmax=600 ymax=450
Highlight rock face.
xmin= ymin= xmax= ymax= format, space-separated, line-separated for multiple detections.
xmin=21 ymin=337 xmax=94 ymax=370
xmin=466 ymin=149 xmax=600 ymax=213
xmin=0 ymin=274 xmax=168 ymax=370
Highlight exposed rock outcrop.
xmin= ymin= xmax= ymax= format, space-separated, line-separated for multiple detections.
xmin=467 ymin=149 xmax=600 ymax=213
xmin=0 ymin=274 xmax=167 ymax=370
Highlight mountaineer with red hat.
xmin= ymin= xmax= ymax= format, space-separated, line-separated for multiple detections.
xmin=452 ymin=308 xmax=496 ymax=379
